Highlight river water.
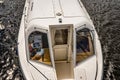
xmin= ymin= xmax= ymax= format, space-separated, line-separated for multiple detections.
xmin=0 ymin=0 xmax=120 ymax=80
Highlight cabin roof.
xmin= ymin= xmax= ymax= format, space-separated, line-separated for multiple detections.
xmin=28 ymin=0 xmax=86 ymax=20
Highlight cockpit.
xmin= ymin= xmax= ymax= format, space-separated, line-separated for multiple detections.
xmin=27 ymin=25 xmax=95 ymax=79
xmin=28 ymin=26 xmax=94 ymax=64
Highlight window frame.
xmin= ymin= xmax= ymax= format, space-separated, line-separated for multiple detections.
xmin=74 ymin=26 xmax=95 ymax=66
xmin=26 ymin=26 xmax=54 ymax=67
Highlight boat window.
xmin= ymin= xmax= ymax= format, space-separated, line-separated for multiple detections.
xmin=76 ymin=28 xmax=94 ymax=65
xmin=54 ymin=29 xmax=68 ymax=45
xmin=28 ymin=31 xmax=52 ymax=66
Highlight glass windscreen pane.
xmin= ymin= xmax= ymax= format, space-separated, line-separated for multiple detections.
xmin=55 ymin=29 xmax=68 ymax=45
xmin=76 ymin=28 xmax=94 ymax=64
xmin=28 ymin=31 xmax=52 ymax=66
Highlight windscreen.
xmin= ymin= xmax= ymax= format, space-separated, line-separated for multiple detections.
xmin=28 ymin=31 xmax=52 ymax=66
xmin=76 ymin=28 xmax=94 ymax=65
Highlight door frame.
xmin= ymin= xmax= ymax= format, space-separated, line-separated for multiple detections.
xmin=49 ymin=24 xmax=73 ymax=62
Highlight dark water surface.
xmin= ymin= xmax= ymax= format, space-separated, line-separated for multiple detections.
xmin=0 ymin=0 xmax=120 ymax=80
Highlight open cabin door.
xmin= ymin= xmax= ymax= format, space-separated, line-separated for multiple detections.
xmin=50 ymin=25 xmax=73 ymax=62
xmin=50 ymin=25 xmax=74 ymax=80
xmin=74 ymin=28 xmax=97 ymax=80
xmin=27 ymin=28 xmax=57 ymax=80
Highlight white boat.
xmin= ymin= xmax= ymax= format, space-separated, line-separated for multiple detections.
xmin=18 ymin=0 xmax=103 ymax=80
xmin=0 ymin=0 xmax=4 ymax=3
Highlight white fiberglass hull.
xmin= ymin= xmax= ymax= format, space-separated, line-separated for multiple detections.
xmin=18 ymin=0 xmax=103 ymax=80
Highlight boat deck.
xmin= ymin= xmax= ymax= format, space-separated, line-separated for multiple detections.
xmin=55 ymin=61 xmax=74 ymax=80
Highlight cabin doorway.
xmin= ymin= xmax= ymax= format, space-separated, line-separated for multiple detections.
xmin=50 ymin=25 xmax=74 ymax=80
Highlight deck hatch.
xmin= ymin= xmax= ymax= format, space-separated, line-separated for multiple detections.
xmin=60 ymin=0 xmax=85 ymax=17
xmin=29 ymin=0 xmax=55 ymax=19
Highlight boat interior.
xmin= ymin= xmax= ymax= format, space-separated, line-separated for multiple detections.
xmin=28 ymin=25 xmax=94 ymax=80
